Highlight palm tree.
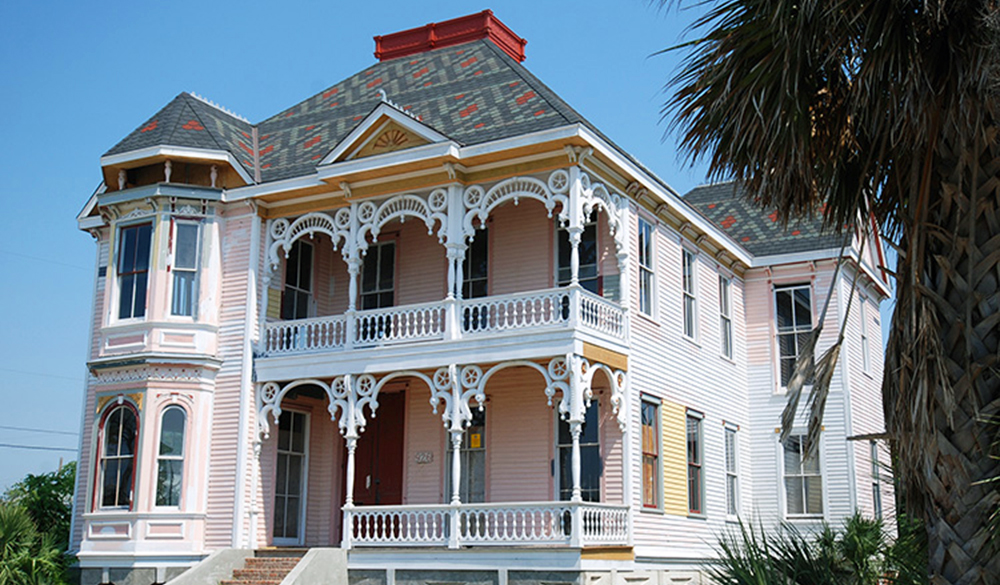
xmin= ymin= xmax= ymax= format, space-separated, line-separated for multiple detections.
xmin=0 ymin=503 xmax=65 ymax=585
xmin=660 ymin=1 xmax=1000 ymax=583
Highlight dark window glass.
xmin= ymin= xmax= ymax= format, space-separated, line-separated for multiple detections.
xmin=558 ymin=403 xmax=601 ymax=502
xmin=557 ymin=220 xmax=599 ymax=294
xmin=281 ymin=241 xmax=313 ymax=320
xmin=99 ymin=405 xmax=137 ymax=508
xmin=361 ymin=242 xmax=395 ymax=310
xmin=117 ymin=223 xmax=152 ymax=319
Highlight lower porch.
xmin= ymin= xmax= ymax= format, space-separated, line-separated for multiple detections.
xmin=254 ymin=356 xmax=631 ymax=550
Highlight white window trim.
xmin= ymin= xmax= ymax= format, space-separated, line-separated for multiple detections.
xmin=860 ymin=296 xmax=871 ymax=375
xmin=112 ymin=219 xmax=155 ymax=324
xmin=95 ymin=401 xmax=139 ymax=511
xmin=637 ymin=217 xmax=656 ymax=319
xmin=724 ymin=423 xmax=739 ymax=521
xmin=682 ymin=248 xmax=699 ymax=341
xmin=169 ymin=219 xmax=201 ymax=320
xmin=686 ymin=409 xmax=705 ymax=517
xmin=779 ymin=432 xmax=827 ymax=521
xmin=155 ymin=405 xmax=187 ymax=509
xmin=773 ymin=282 xmax=815 ymax=391
xmin=640 ymin=394 xmax=662 ymax=511
xmin=719 ymin=275 xmax=734 ymax=360
xmin=273 ymin=408 xmax=310 ymax=547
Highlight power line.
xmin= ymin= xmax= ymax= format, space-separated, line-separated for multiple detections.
xmin=0 ymin=249 xmax=91 ymax=271
xmin=0 ymin=443 xmax=77 ymax=453
xmin=0 ymin=425 xmax=79 ymax=437
xmin=0 ymin=367 xmax=84 ymax=382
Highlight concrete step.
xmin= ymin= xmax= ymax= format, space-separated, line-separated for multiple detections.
xmin=231 ymin=568 xmax=295 ymax=580
xmin=254 ymin=548 xmax=309 ymax=559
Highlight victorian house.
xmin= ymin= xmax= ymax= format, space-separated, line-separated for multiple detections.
xmin=72 ymin=11 xmax=892 ymax=585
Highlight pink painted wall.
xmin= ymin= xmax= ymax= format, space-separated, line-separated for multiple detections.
xmin=394 ymin=220 xmax=447 ymax=305
xmin=404 ymin=381 xmax=444 ymax=504
xmin=489 ymin=200 xmax=554 ymax=295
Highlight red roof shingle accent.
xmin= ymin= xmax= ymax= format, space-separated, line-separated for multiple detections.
xmin=768 ymin=211 xmax=779 ymax=222
xmin=461 ymin=56 xmax=478 ymax=68
xmin=329 ymin=102 xmax=339 ymax=107
xmin=516 ymin=90 xmax=536 ymax=105
xmin=141 ymin=120 xmax=158 ymax=133
xmin=721 ymin=215 xmax=737 ymax=229
xmin=366 ymin=77 xmax=383 ymax=88
xmin=459 ymin=104 xmax=479 ymax=118
xmin=323 ymin=88 xmax=339 ymax=98
xmin=533 ymin=109 xmax=545 ymax=116
xmin=454 ymin=93 xmax=465 ymax=100
xmin=260 ymin=145 xmax=274 ymax=155
xmin=304 ymin=136 xmax=322 ymax=149
xmin=413 ymin=67 xmax=429 ymax=78
xmin=239 ymin=142 xmax=253 ymax=154
xmin=791 ymin=230 xmax=801 ymax=236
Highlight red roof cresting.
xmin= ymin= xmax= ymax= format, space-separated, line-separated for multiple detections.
xmin=374 ymin=10 xmax=527 ymax=62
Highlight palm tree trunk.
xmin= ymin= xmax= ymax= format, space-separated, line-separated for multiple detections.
xmin=884 ymin=124 xmax=1000 ymax=584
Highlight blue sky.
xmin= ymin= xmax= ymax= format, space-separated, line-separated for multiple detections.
xmin=0 ymin=1 xmax=893 ymax=491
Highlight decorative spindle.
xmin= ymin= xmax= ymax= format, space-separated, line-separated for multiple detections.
xmin=164 ymin=160 xmax=172 ymax=183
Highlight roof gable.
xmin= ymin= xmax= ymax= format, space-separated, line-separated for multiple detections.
xmin=321 ymin=101 xmax=450 ymax=164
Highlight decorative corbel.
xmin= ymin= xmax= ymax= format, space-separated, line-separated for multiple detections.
xmin=164 ymin=160 xmax=172 ymax=183
xmin=210 ymin=165 xmax=218 ymax=188
xmin=340 ymin=181 xmax=352 ymax=198
xmin=654 ymin=203 xmax=669 ymax=217
xmin=443 ymin=162 xmax=457 ymax=181
xmin=564 ymin=145 xmax=578 ymax=163
xmin=118 ymin=169 xmax=127 ymax=191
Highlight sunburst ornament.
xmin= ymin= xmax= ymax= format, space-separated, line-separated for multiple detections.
xmin=373 ymin=129 xmax=409 ymax=151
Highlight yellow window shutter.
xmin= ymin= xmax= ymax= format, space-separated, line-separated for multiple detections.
xmin=267 ymin=287 xmax=282 ymax=320
xmin=661 ymin=398 xmax=688 ymax=515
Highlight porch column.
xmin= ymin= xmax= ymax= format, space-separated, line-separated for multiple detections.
xmin=568 ymin=354 xmax=584 ymax=503
xmin=447 ymin=363 xmax=465 ymax=549
xmin=342 ymin=435 xmax=357 ymax=549
xmin=445 ymin=245 xmax=464 ymax=340
xmin=568 ymin=166 xmax=583 ymax=286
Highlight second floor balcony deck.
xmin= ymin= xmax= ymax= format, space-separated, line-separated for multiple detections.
xmin=261 ymin=285 xmax=626 ymax=357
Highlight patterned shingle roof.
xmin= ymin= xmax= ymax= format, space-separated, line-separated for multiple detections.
xmin=105 ymin=93 xmax=255 ymax=176
xmin=105 ymin=39 xmax=598 ymax=183
xmin=684 ymin=182 xmax=844 ymax=257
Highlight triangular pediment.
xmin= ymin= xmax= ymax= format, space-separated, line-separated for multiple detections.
xmin=320 ymin=102 xmax=450 ymax=165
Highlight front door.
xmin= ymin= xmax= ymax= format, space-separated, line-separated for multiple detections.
xmin=274 ymin=410 xmax=308 ymax=545
xmin=352 ymin=391 xmax=405 ymax=505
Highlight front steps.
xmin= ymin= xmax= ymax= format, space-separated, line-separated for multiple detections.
xmin=220 ymin=550 xmax=307 ymax=585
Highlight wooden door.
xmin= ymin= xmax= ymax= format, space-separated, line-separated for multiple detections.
xmin=351 ymin=391 xmax=405 ymax=505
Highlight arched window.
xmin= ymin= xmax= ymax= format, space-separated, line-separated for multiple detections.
xmin=156 ymin=407 xmax=186 ymax=507
xmin=98 ymin=404 xmax=138 ymax=509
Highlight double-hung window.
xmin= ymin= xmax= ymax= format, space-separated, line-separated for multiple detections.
xmin=641 ymin=397 xmax=660 ymax=508
xmin=725 ymin=425 xmax=739 ymax=517
xmin=783 ymin=434 xmax=823 ymax=517
xmin=171 ymin=222 xmax=199 ymax=317
xmin=557 ymin=218 xmax=599 ymax=294
xmin=775 ymin=284 xmax=813 ymax=387
xmin=860 ymin=298 xmax=871 ymax=373
xmin=156 ymin=407 xmax=186 ymax=506
xmin=117 ymin=223 xmax=152 ymax=320
xmin=686 ymin=411 xmax=703 ymax=514
xmin=557 ymin=403 xmax=601 ymax=502
xmin=638 ymin=219 xmax=654 ymax=316
xmin=871 ymin=440 xmax=883 ymax=519
xmin=682 ymin=250 xmax=697 ymax=338
xmin=719 ymin=276 xmax=733 ymax=358
xmin=98 ymin=404 xmax=138 ymax=509
xmin=281 ymin=240 xmax=313 ymax=320
xmin=361 ymin=241 xmax=395 ymax=310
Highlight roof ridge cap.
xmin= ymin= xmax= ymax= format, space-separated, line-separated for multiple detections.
xmin=187 ymin=91 xmax=251 ymax=123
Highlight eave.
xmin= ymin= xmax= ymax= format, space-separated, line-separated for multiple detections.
xmin=100 ymin=145 xmax=254 ymax=187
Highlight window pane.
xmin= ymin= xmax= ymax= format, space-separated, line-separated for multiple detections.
xmin=291 ymin=413 xmax=305 ymax=452
xmin=132 ymin=273 xmax=148 ymax=318
xmin=135 ymin=224 xmax=152 ymax=272
xmin=285 ymin=497 xmax=300 ymax=535
xmin=156 ymin=460 xmax=183 ymax=506
xmin=688 ymin=466 xmax=701 ymax=513
xmin=794 ymin=288 xmax=811 ymax=327
xmin=175 ymin=224 xmax=198 ymax=269
xmin=580 ymin=445 xmax=601 ymax=502
xmin=119 ymin=409 xmax=136 ymax=455
xmin=379 ymin=243 xmax=394 ymax=289
xmin=104 ymin=409 xmax=122 ymax=456
xmin=297 ymin=243 xmax=312 ymax=287
xmin=273 ymin=496 xmax=286 ymax=537
xmin=783 ymin=437 xmax=802 ymax=474
xmin=119 ymin=227 xmax=137 ymax=273
xmin=118 ymin=274 xmax=135 ymax=320
xmin=160 ymin=409 xmax=185 ymax=455
xmin=785 ymin=477 xmax=804 ymax=514
xmin=101 ymin=460 xmax=120 ymax=507
xmin=805 ymin=477 xmax=823 ymax=514
xmin=275 ymin=455 xmax=288 ymax=496
xmin=579 ymin=223 xmax=597 ymax=266
xmin=172 ymin=271 xmax=196 ymax=316
xmin=285 ymin=243 xmax=301 ymax=288
xmin=686 ymin=417 xmax=700 ymax=465
xmin=287 ymin=455 xmax=303 ymax=494
xmin=278 ymin=412 xmax=291 ymax=451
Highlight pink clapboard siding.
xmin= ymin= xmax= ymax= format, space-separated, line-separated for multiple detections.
xmin=483 ymin=367 xmax=554 ymax=502
xmin=404 ymin=382 xmax=444 ymax=504
xmin=395 ymin=219 xmax=447 ymax=305
xmin=205 ymin=212 xmax=254 ymax=548
xmin=489 ymin=200 xmax=553 ymax=295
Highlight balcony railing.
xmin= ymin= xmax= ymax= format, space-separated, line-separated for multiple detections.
xmin=261 ymin=287 xmax=626 ymax=357
xmin=343 ymin=501 xmax=630 ymax=548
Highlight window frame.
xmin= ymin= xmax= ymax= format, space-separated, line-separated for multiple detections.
xmin=555 ymin=402 xmax=602 ymax=503
xmin=170 ymin=219 xmax=201 ymax=318
xmin=860 ymin=296 xmax=871 ymax=374
xmin=94 ymin=401 xmax=140 ymax=511
xmin=462 ymin=227 xmax=489 ymax=300
xmin=556 ymin=214 xmax=600 ymax=295
xmin=281 ymin=239 xmax=314 ymax=320
xmin=774 ymin=283 xmax=814 ymax=388
xmin=637 ymin=218 xmax=655 ymax=317
xmin=682 ymin=249 xmax=698 ymax=340
xmin=719 ymin=275 xmax=733 ymax=359
xmin=115 ymin=221 xmax=154 ymax=321
xmin=640 ymin=395 xmax=661 ymax=510
xmin=273 ymin=408 xmax=310 ymax=546
xmin=781 ymin=433 xmax=825 ymax=519
xmin=870 ymin=440 xmax=883 ymax=519
xmin=724 ymin=424 xmax=739 ymax=519
xmin=155 ymin=405 xmax=187 ymax=508
xmin=686 ymin=410 xmax=704 ymax=516
xmin=360 ymin=239 xmax=396 ymax=310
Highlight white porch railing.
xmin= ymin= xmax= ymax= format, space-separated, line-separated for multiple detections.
xmin=344 ymin=501 xmax=630 ymax=548
xmin=261 ymin=288 xmax=625 ymax=356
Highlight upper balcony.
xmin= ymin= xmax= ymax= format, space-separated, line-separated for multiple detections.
xmin=255 ymin=169 xmax=631 ymax=379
